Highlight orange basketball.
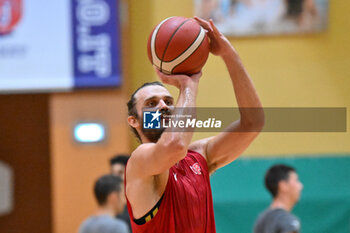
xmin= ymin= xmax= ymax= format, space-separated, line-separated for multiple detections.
xmin=147 ymin=16 xmax=210 ymax=76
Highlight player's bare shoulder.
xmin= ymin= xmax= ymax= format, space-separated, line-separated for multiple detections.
xmin=125 ymin=144 xmax=157 ymax=200
xmin=126 ymin=142 xmax=169 ymax=185
xmin=126 ymin=143 xmax=154 ymax=178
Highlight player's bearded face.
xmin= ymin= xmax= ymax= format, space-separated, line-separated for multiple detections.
xmin=139 ymin=108 xmax=172 ymax=143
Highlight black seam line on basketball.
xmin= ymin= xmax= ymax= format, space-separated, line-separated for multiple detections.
xmin=160 ymin=19 xmax=191 ymax=73
xmin=153 ymin=25 xmax=163 ymax=63
xmin=166 ymin=27 xmax=204 ymax=63
xmin=170 ymin=27 xmax=205 ymax=73
xmin=169 ymin=26 xmax=204 ymax=69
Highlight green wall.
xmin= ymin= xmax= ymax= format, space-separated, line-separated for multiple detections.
xmin=211 ymin=156 xmax=350 ymax=233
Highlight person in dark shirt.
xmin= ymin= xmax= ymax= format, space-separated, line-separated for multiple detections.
xmin=254 ymin=164 xmax=303 ymax=233
xmin=110 ymin=155 xmax=131 ymax=232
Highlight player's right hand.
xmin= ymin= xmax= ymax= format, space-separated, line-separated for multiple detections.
xmin=154 ymin=67 xmax=202 ymax=90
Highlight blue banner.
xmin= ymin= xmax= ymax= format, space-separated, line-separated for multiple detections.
xmin=72 ymin=0 xmax=122 ymax=88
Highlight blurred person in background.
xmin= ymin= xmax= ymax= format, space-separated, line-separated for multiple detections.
xmin=110 ymin=155 xmax=131 ymax=231
xmin=196 ymin=0 xmax=221 ymax=21
xmin=285 ymin=0 xmax=318 ymax=29
xmin=79 ymin=175 xmax=129 ymax=233
xmin=253 ymin=164 xmax=303 ymax=233
xmin=110 ymin=155 xmax=129 ymax=178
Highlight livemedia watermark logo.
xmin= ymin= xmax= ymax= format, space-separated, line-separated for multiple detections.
xmin=143 ymin=110 xmax=222 ymax=130
xmin=143 ymin=110 xmax=161 ymax=129
xmin=142 ymin=107 xmax=346 ymax=132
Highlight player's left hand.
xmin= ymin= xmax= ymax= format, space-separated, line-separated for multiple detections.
xmin=194 ymin=16 xmax=234 ymax=57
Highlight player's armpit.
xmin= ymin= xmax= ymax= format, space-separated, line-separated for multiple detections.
xmin=190 ymin=119 xmax=262 ymax=174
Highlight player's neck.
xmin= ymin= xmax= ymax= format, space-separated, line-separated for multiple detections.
xmin=141 ymin=138 xmax=151 ymax=143
xmin=140 ymin=134 xmax=152 ymax=144
xmin=96 ymin=205 xmax=115 ymax=217
xmin=270 ymin=196 xmax=294 ymax=212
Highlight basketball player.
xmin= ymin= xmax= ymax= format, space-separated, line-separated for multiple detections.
xmin=125 ymin=17 xmax=264 ymax=232
xmin=253 ymin=165 xmax=303 ymax=233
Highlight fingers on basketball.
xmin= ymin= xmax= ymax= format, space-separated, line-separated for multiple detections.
xmin=209 ymin=19 xmax=221 ymax=36
xmin=190 ymin=71 xmax=202 ymax=80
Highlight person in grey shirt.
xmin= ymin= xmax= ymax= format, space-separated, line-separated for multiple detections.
xmin=79 ymin=175 xmax=129 ymax=233
xmin=110 ymin=154 xmax=131 ymax=232
xmin=254 ymin=164 xmax=303 ymax=233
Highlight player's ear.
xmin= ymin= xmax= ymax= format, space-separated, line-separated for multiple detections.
xmin=279 ymin=180 xmax=289 ymax=193
xmin=128 ymin=115 xmax=140 ymax=128
xmin=107 ymin=191 xmax=117 ymax=204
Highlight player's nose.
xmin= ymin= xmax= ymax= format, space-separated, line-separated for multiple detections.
xmin=158 ymin=99 xmax=169 ymax=109
xmin=158 ymin=100 xmax=171 ymax=115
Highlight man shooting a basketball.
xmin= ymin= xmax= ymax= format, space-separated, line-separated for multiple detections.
xmin=125 ymin=17 xmax=264 ymax=233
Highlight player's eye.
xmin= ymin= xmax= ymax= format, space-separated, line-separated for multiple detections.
xmin=148 ymin=101 xmax=156 ymax=107
xmin=165 ymin=100 xmax=173 ymax=105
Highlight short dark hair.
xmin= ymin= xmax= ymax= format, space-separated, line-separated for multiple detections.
xmin=110 ymin=154 xmax=129 ymax=166
xmin=265 ymin=164 xmax=296 ymax=198
xmin=94 ymin=174 xmax=122 ymax=205
xmin=127 ymin=81 xmax=164 ymax=141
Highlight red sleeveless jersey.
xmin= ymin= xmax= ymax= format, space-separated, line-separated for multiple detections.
xmin=126 ymin=150 xmax=216 ymax=233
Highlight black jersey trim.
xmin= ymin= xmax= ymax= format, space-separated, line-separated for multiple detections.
xmin=133 ymin=195 xmax=164 ymax=225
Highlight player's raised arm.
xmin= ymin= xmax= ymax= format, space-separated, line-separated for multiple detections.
xmin=191 ymin=17 xmax=265 ymax=173
xmin=127 ymin=70 xmax=201 ymax=177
